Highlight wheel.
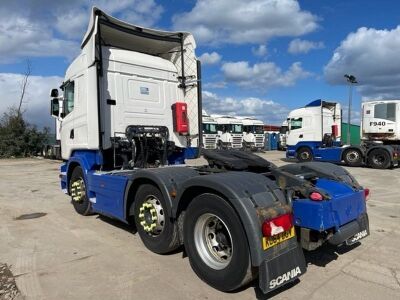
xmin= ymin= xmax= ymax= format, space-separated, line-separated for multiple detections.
xmin=367 ymin=149 xmax=391 ymax=169
xmin=133 ymin=184 xmax=179 ymax=254
xmin=343 ymin=148 xmax=363 ymax=166
xmin=217 ymin=141 xmax=223 ymax=150
xmin=183 ymin=193 xmax=253 ymax=292
xmin=69 ymin=166 xmax=91 ymax=215
xmin=297 ymin=147 xmax=313 ymax=162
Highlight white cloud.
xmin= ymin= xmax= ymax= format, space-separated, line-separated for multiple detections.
xmin=324 ymin=26 xmax=400 ymax=99
xmin=203 ymin=81 xmax=227 ymax=89
xmin=221 ymin=61 xmax=311 ymax=89
xmin=288 ymin=38 xmax=324 ymax=54
xmin=203 ymin=91 xmax=289 ymax=124
xmin=172 ymin=0 xmax=319 ymax=45
xmin=0 ymin=73 xmax=63 ymax=129
xmin=198 ymin=52 xmax=222 ymax=65
xmin=0 ymin=0 xmax=164 ymax=63
xmin=252 ymin=45 xmax=268 ymax=57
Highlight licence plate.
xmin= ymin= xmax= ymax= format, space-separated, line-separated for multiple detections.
xmin=262 ymin=227 xmax=295 ymax=250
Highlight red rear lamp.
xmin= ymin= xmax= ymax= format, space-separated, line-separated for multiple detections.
xmin=309 ymin=192 xmax=324 ymax=201
xmin=262 ymin=213 xmax=293 ymax=237
xmin=364 ymin=188 xmax=370 ymax=200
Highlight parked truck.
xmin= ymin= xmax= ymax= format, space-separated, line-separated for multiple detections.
xmin=211 ymin=115 xmax=243 ymax=149
xmin=286 ymin=99 xmax=400 ymax=168
xmin=202 ymin=110 xmax=218 ymax=149
xmin=239 ymin=117 xmax=265 ymax=151
xmin=50 ymin=7 xmax=310 ymax=294
xmin=51 ymin=9 xmax=370 ymax=295
xmin=278 ymin=120 xmax=288 ymax=150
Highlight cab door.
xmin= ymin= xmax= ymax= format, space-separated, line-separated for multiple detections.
xmin=60 ymin=81 xmax=75 ymax=159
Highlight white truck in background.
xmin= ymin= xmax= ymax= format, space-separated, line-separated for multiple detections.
xmin=361 ymin=100 xmax=400 ymax=144
xmin=286 ymin=99 xmax=400 ymax=169
xmin=201 ymin=110 xmax=218 ymax=149
xmin=211 ymin=115 xmax=243 ymax=149
xmin=239 ymin=117 xmax=265 ymax=150
xmin=278 ymin=120 xmax=288 ymax=150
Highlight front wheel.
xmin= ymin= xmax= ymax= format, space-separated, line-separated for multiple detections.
xmin=297 ymin=147 xmax=313 ymax=162
xmin=69 ymin=166 xmax=91 ymax=215
xmin=367 ymin=149 xmax=391 ymax=169
xmin=343 ymin=149 xmax=363 ymax=166
xmin=183 ymin=193 xmax=253 ymax=292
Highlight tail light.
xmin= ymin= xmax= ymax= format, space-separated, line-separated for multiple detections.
xmin=364 ymin=188 xmax=370 ymax=200
xmin=172 ymin=102 xmax=189 ymax=135
xmin=262 ymin=213 xmax=293 ymax=237
xmin=309 ymin=191 xmax=324 ymax=201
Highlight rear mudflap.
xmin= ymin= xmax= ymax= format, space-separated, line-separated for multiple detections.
xmin=258 ymin=243 xmax=306 ymax=294
xmin=328 ymin=213 xmax=370 ymax=246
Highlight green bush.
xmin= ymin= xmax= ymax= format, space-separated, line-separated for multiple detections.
xmin=0 ymin=107 xmax=50 ymax=158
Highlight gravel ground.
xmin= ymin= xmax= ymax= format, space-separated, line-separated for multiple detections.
xmin=0 ymin=153 xmax=399 ymax=300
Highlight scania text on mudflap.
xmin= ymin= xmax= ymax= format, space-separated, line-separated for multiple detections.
xmin=50 ymin=7 xmax=307 ymax=294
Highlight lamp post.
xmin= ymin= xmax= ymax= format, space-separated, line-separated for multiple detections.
xmin=344 ymin=74 xmax=357 ymax=145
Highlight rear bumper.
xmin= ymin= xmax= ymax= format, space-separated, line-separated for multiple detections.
xmin=328 ymin=213 xmax=369 ymax=246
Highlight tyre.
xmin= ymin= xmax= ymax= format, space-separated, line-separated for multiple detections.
xmin=133 ymin=184 xmax=179 ymax=254
xmin=367 ymin=149 xmax=391 ymax=169
xmin=297 ymin=147 xmax=313 ymax=162
xmin=343 ymin=148 xmax=363 ymax=167
xmin=183 ymin=193 xmax=253 ymax=292
xmin=69 ymin=166 xmax=91 ymax=215
xmin=217 ymin=141 xmax=223 ymax=150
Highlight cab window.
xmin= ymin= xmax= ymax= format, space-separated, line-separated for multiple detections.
xmin=63 ymin=81 xmax=75 ymax=116
xmin=290 ymin=118 xmax=302 ymax=130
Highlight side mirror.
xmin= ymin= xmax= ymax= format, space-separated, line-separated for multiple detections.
xmin=50 ymin=88 xmax=59 ymax=97
xmin=50 ymin=98 xmax=60 ymax=118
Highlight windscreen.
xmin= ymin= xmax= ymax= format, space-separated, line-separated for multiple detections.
xmin=230 ymin=124 xmax=243 ymax=133
xmin=203 ymin=123 xmax=217 ymax=134
xmin=254 ymin=125 xmax=264 ymax=134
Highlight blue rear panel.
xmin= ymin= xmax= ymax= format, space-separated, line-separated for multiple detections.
xmin=292 ymin=179 xmax=366 ymax=231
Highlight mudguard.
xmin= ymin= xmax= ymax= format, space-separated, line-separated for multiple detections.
xmin=174 ymin=171 xmax=300 ymax=267
xmin=124 ymin=167 xmax=200 ymax=219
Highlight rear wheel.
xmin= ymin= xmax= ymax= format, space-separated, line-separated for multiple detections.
xmin=133 ymin=184 xmax=179 ymax=254
xmin=297 ymin=147 xmax=313 ymax=162
xmin=367 ymin=149 xmax=391 ymax=169
xmin=69 ymin=166 xmax=91 ymax=215
xmin=183 ymin=193 xmax=253 ymax=292
xmin=343 ymin=148 xmax=363 ymax=166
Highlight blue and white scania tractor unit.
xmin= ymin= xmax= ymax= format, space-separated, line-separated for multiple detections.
xmin=50 ymin=8 xmax=370 ymax=295
xmin=286 ymin=99 xmax=400 ymax=169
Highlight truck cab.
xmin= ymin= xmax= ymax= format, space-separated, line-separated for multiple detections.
xmin=239 ymin=117 xmax=265 ymax=150
xmin=212 ymin=115 xmax=243 ymax=149
xmin=278 ymin=120 xmax=289 ymax=150
xmin=202 ymin=110 xmax=218 ymax=149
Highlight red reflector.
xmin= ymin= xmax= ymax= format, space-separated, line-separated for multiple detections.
xmin=364 ymin=188 xmax=370 ymax=200
xmin=309 ymin=192 xmax=323 ymax=201
xmin=262 ymin=214 xmax=293 ymax=237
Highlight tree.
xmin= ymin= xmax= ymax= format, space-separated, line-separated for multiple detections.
xmin=17 ymin=59 xmax=32 ymax=117
xmin=0 ymin=106 xmax=50 ymax=158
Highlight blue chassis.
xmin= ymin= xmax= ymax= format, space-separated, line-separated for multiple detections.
xmin=61 ymin=150 xmax=367 ymax=234
xmin=286 ymin=142 xmax=345 ymax=163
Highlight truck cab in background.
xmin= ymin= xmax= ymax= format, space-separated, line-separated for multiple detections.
xmin=278 ymin=120 xmax=288 ymax=150
xmin=212 ymin=115 xmax=243 ymax=149
xmin=239 ymin=117 xmax=265 ymax=151
xmin=362 ymin=100 xmax=400 ymax=144
xmin=201 ymin=110 xmax=218 ymax=149
xmin=286 ymin=99 xmax=400 ymax=169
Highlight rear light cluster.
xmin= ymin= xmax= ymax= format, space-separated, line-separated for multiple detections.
xmin=364 ymin=188 xmax=370 ymax=200
xmin=309 ymin=191 xmax=324 ymax=201
xmin=262 ymin=213 xmax=293 ymax=237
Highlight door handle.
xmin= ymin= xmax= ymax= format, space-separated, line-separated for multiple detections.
xmin=70 ymin=129 xmax=74 ymax=139
xmin=299 ymin=134 xmax=303 ymax=138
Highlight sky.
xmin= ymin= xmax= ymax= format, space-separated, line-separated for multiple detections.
xmin=1 ymin=0 xmax=400 ymax=129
